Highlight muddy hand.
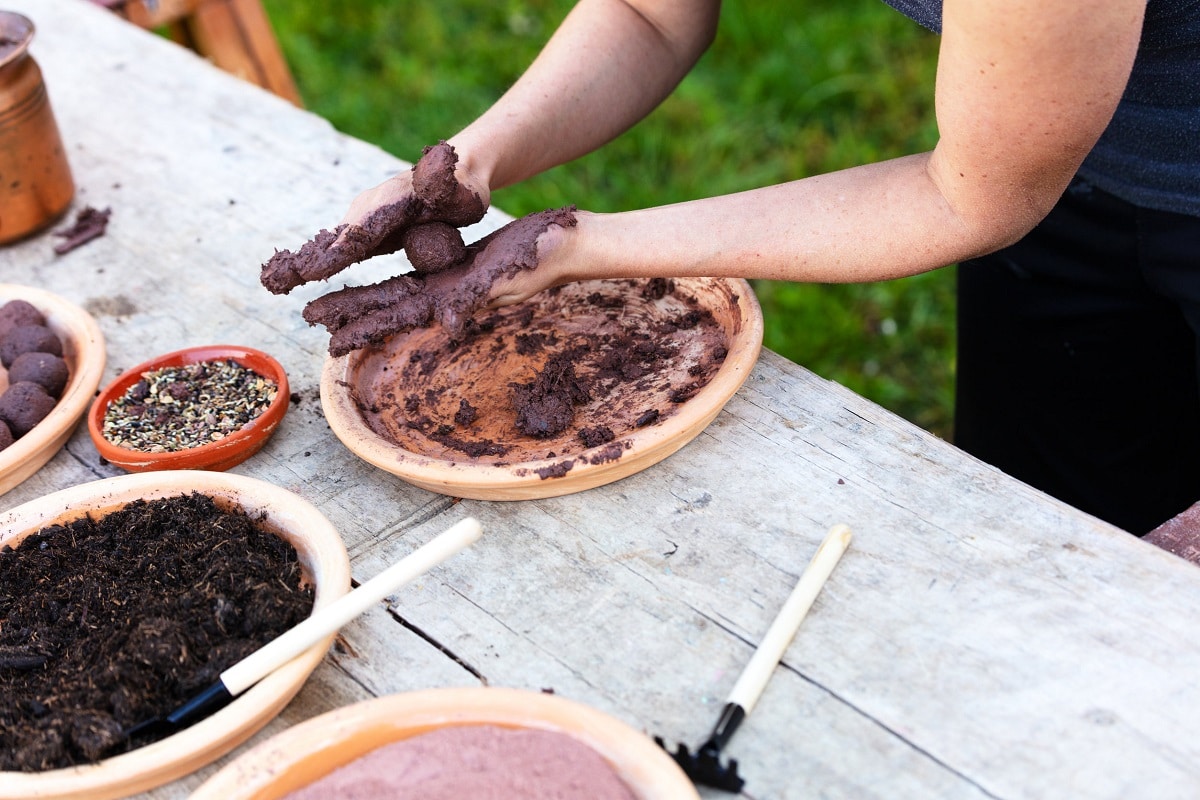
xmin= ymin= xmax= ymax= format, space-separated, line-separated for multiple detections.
xmin=304 ymin=206 xmax=578 ymax=357
xmin=260 ymin=142 xmax=489 ymax=295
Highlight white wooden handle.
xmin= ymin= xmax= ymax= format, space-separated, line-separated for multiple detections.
xmin=727 ymin=523 xmax=852 ymax=713
xmin=221 ymin=517 xmax=483 ymax=695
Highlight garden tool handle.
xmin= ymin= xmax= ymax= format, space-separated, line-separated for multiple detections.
xmin=221 ymin=517 xmax=483 ymax=695
xmin=726 ymin=523 xmax=852 ymax=715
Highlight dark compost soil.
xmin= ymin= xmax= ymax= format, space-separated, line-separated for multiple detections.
xmin=0 ymin=493 xmax=314 ymax=772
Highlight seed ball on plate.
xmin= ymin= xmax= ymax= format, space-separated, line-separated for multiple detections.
xmin=0 ymin=381 xmax=57 ymax=438
xmin=0 ymin=324 xmax=63 ymax=368
xmin=0 ymin=420 xmax=12 ymax=451
xmin=8 ymin=351 xmax=69 ymax=398
xmin=0 ymin=300 xmax=46 ymax=340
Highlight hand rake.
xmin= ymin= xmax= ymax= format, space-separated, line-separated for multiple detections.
xmin=656 ymin=523 xmax=852 ymax=793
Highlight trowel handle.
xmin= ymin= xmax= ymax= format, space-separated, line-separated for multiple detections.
xmin=727 ymin=523 xmax=852 ymax=714
xmin=222 ymin=517 xmax=483 ymax=695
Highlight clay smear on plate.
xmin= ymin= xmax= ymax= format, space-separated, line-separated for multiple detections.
xmin=343 ymin=277 xmax=736 ymax=473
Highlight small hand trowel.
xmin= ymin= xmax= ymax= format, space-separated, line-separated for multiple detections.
xmin=122 ymin=516 xmax=483 ymax=742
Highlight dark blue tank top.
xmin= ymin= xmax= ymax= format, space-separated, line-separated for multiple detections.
xmin=882 ymin=0 xmax=1200 ymax=216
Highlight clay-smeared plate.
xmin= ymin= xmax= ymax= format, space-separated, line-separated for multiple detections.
xmin=87 ymin=345 xmax=289 ymax=473
xmin=0 ymin=284 xmax=105 ymax=496
xmin=190 ymin=687 xmax=700 ymax=800
xmin=323 ymin=277 xmax=762 ymax=500
xmin=0 ymin=471 xmax=351 ymax=800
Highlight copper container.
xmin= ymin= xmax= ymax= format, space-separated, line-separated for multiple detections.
xmin=0 ymin=11 xmax=74 ymax=245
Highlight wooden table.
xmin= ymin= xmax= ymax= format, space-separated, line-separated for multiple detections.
xmin=5 ymin=2 xmax=1200 ymax=797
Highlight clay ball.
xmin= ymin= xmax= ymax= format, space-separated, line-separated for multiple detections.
xmin=0 ymin=420 xmax=12 ymax=452
xmin=0 ymin=299 xmax=45 ymax=340
xmin=401 ymin=221 xmax=466 ymax=274
xmin=0 ymin=381 xmax=56 ymax=438
xmin=8 ymin=351 xmax=69 ymax=398
xmin=0 ymin=324 xmax=62 ymax=368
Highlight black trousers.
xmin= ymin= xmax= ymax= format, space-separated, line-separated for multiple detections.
xmin=955 ymin=177 xmax=1200 ymax=534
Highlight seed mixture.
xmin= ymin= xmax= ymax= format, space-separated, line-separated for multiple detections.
xmin=102 ymin=359 xmax=277 ymax=452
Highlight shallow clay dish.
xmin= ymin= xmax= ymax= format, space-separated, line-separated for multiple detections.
xmin=88 ymin=344 xmax=289 ymax=472
xmin=0 ymin=284 xmax=105 ymax=496
xmin=190 ymin=686 xmax=700 ymax=800
xmin=0 ymin=470 xmax=351 ymax=800
xmin=323 ymin=277 xmax=762 ymax=500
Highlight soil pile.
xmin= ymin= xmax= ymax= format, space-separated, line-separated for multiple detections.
xmin=0 ymin=493 xmax=314 ymax=771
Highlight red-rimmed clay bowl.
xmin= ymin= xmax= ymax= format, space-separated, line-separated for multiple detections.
xmin=190 ymin=687 xmax=700 ymax=800
xmin=0 ymin=470 xmax=351 ymax=800
xmin=87 ymin=345 xmax=289 ymax=473
xmin=322 ymin=277 xmax=763 ymax=500
xmin=0 ymin=284 xmax=105 ymax=496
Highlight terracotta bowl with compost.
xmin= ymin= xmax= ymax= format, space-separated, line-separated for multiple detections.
xmin=190 ymin=687 xmax=700 ymax=800
xmin=0 ymin=284 xmax=105 ymax=495
xmin=87 ymin=344 xmax=289 ymax=472
xmin=0 ymin=470 xmax=351 ymax=800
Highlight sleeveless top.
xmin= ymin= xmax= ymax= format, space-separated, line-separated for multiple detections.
xmin=882 ymin=0 xmax=1200 ymax=217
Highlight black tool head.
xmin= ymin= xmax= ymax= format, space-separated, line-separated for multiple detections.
xmin=653 ymin=736 xmax=745 ymax=793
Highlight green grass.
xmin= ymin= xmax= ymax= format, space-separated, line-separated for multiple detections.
xmin=261 ymin=0 xmax=954 ymax=438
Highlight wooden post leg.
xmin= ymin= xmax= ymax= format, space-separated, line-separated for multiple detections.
xmin=186 ymin=0 xmax=303 ymax=106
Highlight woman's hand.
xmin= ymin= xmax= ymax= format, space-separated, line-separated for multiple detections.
xmin=260 ymin=142 xmax=490 ymax=294
xmin=301 ymin=206 xmax=579 ymax=356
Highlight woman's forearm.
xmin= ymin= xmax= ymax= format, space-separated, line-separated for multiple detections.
xmin=449 ymin=0 xmax=719 ymax=191
xmin=559 ymin=153 xmax=979 ymax=285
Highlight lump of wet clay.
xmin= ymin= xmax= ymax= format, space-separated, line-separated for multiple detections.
xmin=0 ymin=381 xmax=56 ymax=437
xmin=8 ymin=351 xmax=69 ymax=398
xmin=0 ymin=324 xmax=62 ymax=368
xmin=0 ymin=300 xmax=45 ymax=340
xmin=510 ymin=351 xmax=591 ymax=439
xmin=401 ymin=221 xmax=466 ymax=274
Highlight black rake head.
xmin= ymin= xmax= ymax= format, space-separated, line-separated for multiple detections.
xmin=654 ymin=736 xmax=745 ymax=793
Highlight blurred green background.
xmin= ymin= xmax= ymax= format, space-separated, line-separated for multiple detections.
xmin=260 ymin=0 xmax=954 ymax=438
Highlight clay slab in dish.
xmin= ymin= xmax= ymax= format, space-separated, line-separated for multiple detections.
xmin=88 ymin=344 xmax=289 ymax=473
xmin=190 ymin=686 xmax=700 ymax=800
xmin=322 ymin=277 xmax=763 ymax=500
xmin=0 ymin=284 xmax=105 ymax=496
xmin=0 ymin=470 xmax=351 ymax=800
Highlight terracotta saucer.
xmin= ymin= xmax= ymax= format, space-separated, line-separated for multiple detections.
xmin=88 ymin=344 xmax=289 ymax=472
xmin=0 ymin=284 xmax=105 ymax=496
xmin=0 ymin=470 xmax=351 ymax=800
xmin=322 ymin=277 xmax=763 ymax=500
xmin=190 ymin=686 xmax=700 ymax=800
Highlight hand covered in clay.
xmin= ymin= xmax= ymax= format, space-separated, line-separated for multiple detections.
xmin=302 ymin=206 xmax=578 ymax=357
xmin=260 ymin=141 xmax=489 ymax=294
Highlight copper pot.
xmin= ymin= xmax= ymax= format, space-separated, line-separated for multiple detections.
xmin=0 ymin=11 xmax=74 ymax=245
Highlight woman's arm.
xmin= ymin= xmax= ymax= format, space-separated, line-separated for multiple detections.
xmin=450 ymin=0 xmax=720 ymax=191
xmin=491 ymin=0 xmax=1147 ymax=305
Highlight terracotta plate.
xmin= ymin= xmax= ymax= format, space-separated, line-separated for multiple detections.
xmin=0 ymin=471 xmax=351 ymax=800
xmin=190 ymin=687 xmax=700 ymax=800
xmin=322 ymin=277 xmax=763 ymax=500
xmin=0 ymin=284 xmax=105 ymax=496
xmin=87 ymin=344 xmax=289 ymax=473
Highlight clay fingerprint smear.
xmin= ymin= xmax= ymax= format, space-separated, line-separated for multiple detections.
xmin=344 ymin=278 xmax=737 ymax=469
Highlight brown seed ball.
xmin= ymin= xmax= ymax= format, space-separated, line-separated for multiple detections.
xmin=401 ymin=221 xmax=466 ymax=274
xmin=0 ymin=381 xmax=56 ymax=438
xmin=0 ymin=300 xmax=45 ymax=340
xmin=0 ymin=420 xmax=12 ymax=451
xmin=9 ymin=351 xmax=70 ymax=398
xmin=0 ymin=324 xmax=62 ymax=368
